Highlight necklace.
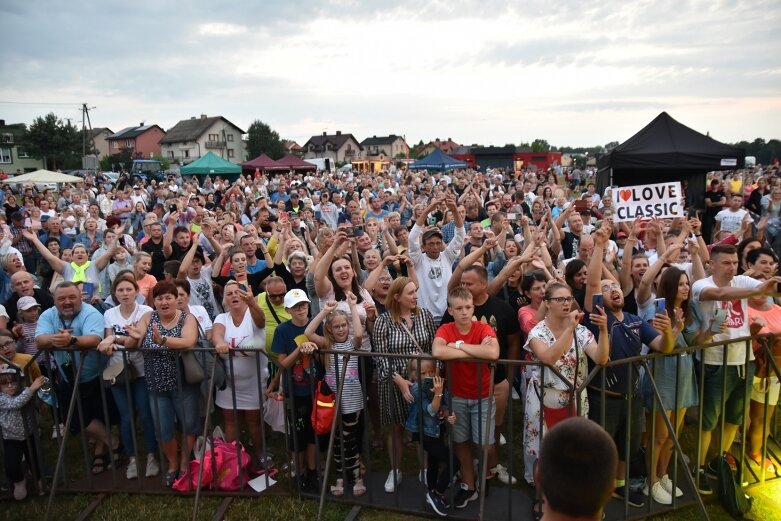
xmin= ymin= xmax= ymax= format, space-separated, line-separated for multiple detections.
xmin=160 ymin=310 xmax=181 ymax=330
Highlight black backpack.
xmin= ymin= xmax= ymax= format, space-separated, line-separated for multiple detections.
xmin=717 ymin=452 xmax=752 ymax=518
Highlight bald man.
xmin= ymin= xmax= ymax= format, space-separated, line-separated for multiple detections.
xmin=4 ymin=271 xmax=54 ymax=326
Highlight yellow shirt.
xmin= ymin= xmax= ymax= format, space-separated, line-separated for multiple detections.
xmin=257 ymin=291 xmax=292 ymax=353
xmin=729 ymin=178 xmax=742 ymax=195
xmin=8 ymin=353 xmax=42 ymax=382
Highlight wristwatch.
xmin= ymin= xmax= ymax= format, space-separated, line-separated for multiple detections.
xmin=454 ymin=340 xmax=464 ymax=350
xmin=69 ymin=336 xmax=78 ymax=346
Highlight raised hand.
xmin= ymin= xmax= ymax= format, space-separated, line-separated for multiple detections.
xmin=588 ymin=305 xmax=608 ymax=331
xmin=345 ymin=291 xmax=358 ymax=307
xmin=323 ymin=300 xmax=339 ymax=313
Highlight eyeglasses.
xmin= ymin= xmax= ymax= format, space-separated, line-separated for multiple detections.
xmin=0 ymin=340 xmax=16 ymax=349
xmin=268 ymin=293 xmax=286 ymax=299
xmin=601 ymin=283 xmax=621 ymax=292
xmin=546 ymin=296 xmax=575 ymax=304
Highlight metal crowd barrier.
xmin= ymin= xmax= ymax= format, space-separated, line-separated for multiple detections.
xmin=11 ymin=334 xmax=779 ymax=521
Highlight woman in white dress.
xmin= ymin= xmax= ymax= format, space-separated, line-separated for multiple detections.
xmin=522 ymin=283 xmax=609 ymax=484
xmin=213 ymin=280 xmax=268 ymax=464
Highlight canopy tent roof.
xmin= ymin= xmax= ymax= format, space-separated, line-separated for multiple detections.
xmin=180 ymin=152 xmax=242 ymax=177
xmin=597 ymin=112 xmax=745 ymax=172
xmin=409 ymin=148 xmax=467 ymax=171
xmin=6 ymin=170 xmax=83 ymax=184
xmin=241 ymin=154 xmax=286 ymax=171
xmin=277 ymin=154 xmax=317 ymax=171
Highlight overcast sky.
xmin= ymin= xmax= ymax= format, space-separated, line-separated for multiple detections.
xmin=1 ymin=0 xmax=779 ymax=148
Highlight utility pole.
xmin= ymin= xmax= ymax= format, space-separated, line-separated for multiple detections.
xmin=81 ymin=103 xmax=96 ymax=168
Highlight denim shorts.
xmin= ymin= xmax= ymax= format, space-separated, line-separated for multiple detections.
xmin=699 ymin=362 xmax=754 ymax=431
xmin=148 ymin=384 xmax=201 ymax=441
xmin=450 ymin=396 xmax=495 ymax=445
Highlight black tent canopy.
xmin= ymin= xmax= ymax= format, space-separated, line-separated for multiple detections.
xmin=597 ymin=112 xmax=745 ymax=210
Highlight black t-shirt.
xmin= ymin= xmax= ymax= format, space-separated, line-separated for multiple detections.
xmin=141 ymin=238 xmax=166 ymax=280
xmin=168 ymin=242 xmax=189 ymax=263
xmin=704 ymin=190 xmax=725 ymax=216
xmin=441 ymin=295 xmax=520 ymax=382
xmin=561 ymin=231 xmax=581 ymax=260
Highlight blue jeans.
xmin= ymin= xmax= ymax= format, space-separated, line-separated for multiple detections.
xmin=148 ymin=384 xmax=200 ymax=442
xmin=111 ymin=377 xmax=158 ymax=457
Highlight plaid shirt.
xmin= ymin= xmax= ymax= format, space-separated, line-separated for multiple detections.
xmin=10 ymin=224 xmax=33 ymax=255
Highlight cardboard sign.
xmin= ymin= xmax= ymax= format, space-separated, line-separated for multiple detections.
xmin=612 ymin=181 xmax=684 ymax=222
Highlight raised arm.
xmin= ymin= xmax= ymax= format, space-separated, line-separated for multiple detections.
xmin=178 ymin=233 xmax=202 ymax=279
xmin=314 ymin=230 xmax=347 ymax=298
xmin=347 ymin=293 xmax=364 ymax=348
xmin=363 ymin=256 xmax=394 ymax=292
xmin=585 ymin=223 xmax=612 ymax=312
xmin=449 ymin=238 xmax=494 ymax=292
xmin=305 ymin=300 xmax=336 ymax=348
xmin=162 ymin=211 xmax=178 ymax=258
xmin=22 ymin=229 xmax=65 ymax=274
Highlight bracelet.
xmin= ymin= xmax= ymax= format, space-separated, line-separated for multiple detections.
xmin=435 ymin=394 xmax=444 ymax=397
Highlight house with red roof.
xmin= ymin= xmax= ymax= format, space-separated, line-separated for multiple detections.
xmin=107 ymin=124 xmax=165 ymax=158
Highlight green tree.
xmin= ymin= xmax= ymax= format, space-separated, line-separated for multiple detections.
xmin=531 ymin=139 xmax=550 ymax=152
xmin=152 ymin=155 xmax=170 ymax=170
xmin=246 ymin=120 xmax=286 ymax=160
xmin=24 ymin=113 xmax=81 ymax=170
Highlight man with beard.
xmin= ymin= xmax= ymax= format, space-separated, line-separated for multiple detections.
xmin=141 ymin=222 xmax=167 ymax=280
xmin=36 ymin=282 xmax=118 ymax=474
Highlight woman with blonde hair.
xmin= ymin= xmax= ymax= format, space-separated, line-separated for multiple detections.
xmin=372 ymin=276 xmax=436 ymax=492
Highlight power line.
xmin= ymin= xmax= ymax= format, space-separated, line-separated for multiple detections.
xmin=0 ymin=100 xmax=81 ymax=106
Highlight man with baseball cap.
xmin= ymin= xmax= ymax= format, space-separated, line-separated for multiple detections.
xmin=408 ymin=194 xmax=464 ymax=323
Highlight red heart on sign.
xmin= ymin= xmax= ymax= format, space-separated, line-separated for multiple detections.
xmin=619 ymin=189 xmax=632 ymax=202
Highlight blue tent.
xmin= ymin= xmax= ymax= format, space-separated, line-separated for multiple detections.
xmin=409 ymin=148 xmax=467 ymax=171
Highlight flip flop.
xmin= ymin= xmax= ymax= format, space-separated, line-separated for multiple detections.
xmin=353 ymin=478 xmax=366 ymax=497
xmin=330 ymin=478 xmax=344 ymax=497
xmin=92 ymin=453 xmax=109 ymax=475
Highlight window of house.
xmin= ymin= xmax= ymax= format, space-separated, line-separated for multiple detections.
xmin=208 ymin=133 xmax=219 ymax=141
xmin=113 ymin=141 xmax=119 ymax=149
xmin=0 ymin=147 xmax=11 ymax=163
xmin=227 ymin=134 xmax=234 ymax=142
xmin=184 ymin=150 xmax=190 ymax=158
xmin=17 ymin=147 xmax=30 ymax=158
xmin=125 ymin=139 xmax=132 ymax=148
xmin=227 ymin=148 xmax=234 ymax=158
xmin=167 ymin=151 xmax=175 ymax=159
xmin=1 ymin=134 xmax=13 ymax=144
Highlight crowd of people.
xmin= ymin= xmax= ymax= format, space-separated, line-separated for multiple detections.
xmin=0 ymin=163 xmax=779 ymax=517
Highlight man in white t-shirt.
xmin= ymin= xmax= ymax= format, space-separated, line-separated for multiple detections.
xmin=408 ymin=194 xmax=464 ymax=324
xmin=713 ymin=193 xmax=751 ymax=237
xmin=691 ymin=244 xmax=781 ymax=494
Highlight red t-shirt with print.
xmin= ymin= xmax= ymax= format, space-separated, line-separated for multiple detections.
xmin=435 ymin=321 xmax=497 ymax=399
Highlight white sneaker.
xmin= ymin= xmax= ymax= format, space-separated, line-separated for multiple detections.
xmin=499 ymin=433 xmax=507 ymax=446
xmin=126 ymin=458 xmax=138 ymax=480
xmin=491 ymin=464 xmax=517 ymax=485
xmin=146 ymin=455 xmax=160 ymax=478
xmin=52 ymin=423 xmax=65 ymax=440
xmin=643 ymin=480 xmax=672 ymax=505
xmin=13 ymin=480 xmax=27 ymax=501
xmin=660 ymin=474 xmax=683 ymax=498
xmin=384 ymin=469 xmax=402 ymax=493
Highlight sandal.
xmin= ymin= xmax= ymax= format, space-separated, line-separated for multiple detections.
xmin=330 ymin=478 xmax=344 ymax=497
xmin=165 ymin=470 xmax=180 ymax=488
xmin=749 ymin=453 xmax=778 ymax=475
xmin=352 ymin=478 xmax=366 ymax=497
xmin=111 ymin=444 xmax=124 ymax=468
xmin=92 ymin=452 xmax=109 ymax=475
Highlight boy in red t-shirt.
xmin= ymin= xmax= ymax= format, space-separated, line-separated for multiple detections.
xmin=433 ymin=286 xmax=499 ymax=509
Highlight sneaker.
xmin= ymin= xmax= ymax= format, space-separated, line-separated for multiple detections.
xmin=696 ymin=468 xmax=712 ymax=495
xmin=426 ymin=490 xmax=448 ymax=517
xmin=643 ymin=480 xmax=672 ymax=505
xmin=13 ymin=480 xmax=27 ymax=501
xmin=52 ymin=423 xmax=65 ymax=440
xmin=384 ymin=469 xmax=402 ymax=493
xmin=491 ymin=464 xmax=517 ymax=485
xmin=613 ymin=485 xmax=645 ymax=507
xmin=659 ymin=474 xmax=683 ymax=498
xmin=499 ymin=433 xmax=507 ymax=446
xmin=145 ymin=455 xmax=160 ymax=478
xmin=706 ymin=453 xmax=736 ymax=477
xmin=126 ymin=458 xmax=138 ymax=480
xmin=454 ymin=482 xmax=478 ymax=509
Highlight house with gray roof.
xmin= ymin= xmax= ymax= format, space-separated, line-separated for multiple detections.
xmin=159 ymin=114 xmax=246 ymax=165
xmin=107 ymin=124 xmax=165 ymax=158
xmin=359 ymin=134 xmax=409 ymax=159
xmin=301 ymin=131 xmax=362 ymax=164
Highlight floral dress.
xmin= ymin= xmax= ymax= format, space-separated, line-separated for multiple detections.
xmin=522 ymin=320 xmax=594 ymax=458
